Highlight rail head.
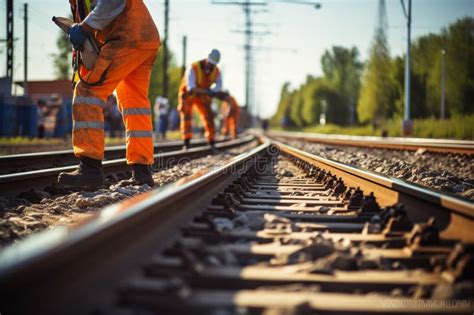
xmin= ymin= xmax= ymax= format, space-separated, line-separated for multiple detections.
xmin=274 ymin=141 xmax=474 ymax=219
xmin=269 ymin=130 xmax=474 ymax=155
xmin=273 ymin=139 xmax=474 ymax=219
xmin=0 ymin=134 xmax=257 ymax=197
xmin=0 ymin=135 xmax=244 ymax=175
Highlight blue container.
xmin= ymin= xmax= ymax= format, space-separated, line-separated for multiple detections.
xmin=17 ymin=105 xmax=37 ymax=137
xmin=54 ymin=99 xmax=72 ymax=138
xmin=0 ymin=97 xmax=18 ymax=136
xmin=64 ymin=99 xmax=73 ymax=135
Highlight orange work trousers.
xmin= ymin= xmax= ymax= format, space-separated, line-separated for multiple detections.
xmin=178 ymin=96 xmax=215 ymax=141
xmin=73 ymin=47 xmax=157 ymax=165
xmin=221 ymin=114 xmax=238 ymax=139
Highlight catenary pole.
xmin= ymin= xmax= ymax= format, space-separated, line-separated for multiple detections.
xmin=24 ymin=3 xmax=28 ymax=95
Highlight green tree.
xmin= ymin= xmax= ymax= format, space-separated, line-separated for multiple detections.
xmin=289 ymin=89 xmax=304 ymax=127
xmin=321 ymin=46 xmax=363 ymax=124
xmin=357 ymin=19 xmax=396 ymax=125
xmin=52 ymin=30 xmax=72 ymax=80
xmin=271 ymin=82 xmax=292 ymax=126
xmin=148 ymin=48 xmax=182 ymax=110
xmin=443 ymin=17 xmax=474 ymax=115
xmin=301 ymin=77 xmax=321 ymax=125
xmin=394 ymin=17 xmax=474 ymax=119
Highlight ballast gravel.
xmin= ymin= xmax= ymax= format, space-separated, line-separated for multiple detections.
xmin=280 ymin=140 xmax=474 ymax=200
xmin=0 ymin=141 xmax=259 ymax=248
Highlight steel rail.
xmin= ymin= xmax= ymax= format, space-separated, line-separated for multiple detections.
xmin=0 ymin=135 xmax=234 ymax=175
xmin=272 ymin=138 xmax=474 ymax=242
xmin=0 ymin=134 xmax=256 ymax=197
xmin=269 ymin=130 xmax=474 ymax=154
xmin=0 ymin=140 xmax=272 ymax=314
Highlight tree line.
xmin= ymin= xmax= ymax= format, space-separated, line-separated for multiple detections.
xmin=271 ymin=17 xmax=474 ymax=128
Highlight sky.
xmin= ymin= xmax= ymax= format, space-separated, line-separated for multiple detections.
xmin=0 ymin=0 xmax=473 ymax=118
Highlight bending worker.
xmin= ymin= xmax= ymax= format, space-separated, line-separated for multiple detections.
xmin=221 ymin=93 xmax=240 ymax=139
xmin=58 ymin=0 xmax=160 ymax=188
xmin=178 ymin=49 xmax=222 ymax=150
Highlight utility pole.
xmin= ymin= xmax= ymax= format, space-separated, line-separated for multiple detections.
xmin=400 ymin=0 xmax=412 ymax=135
xmin=162 ymin=0 xmax=169 ymax=99
xmin=6 ymin=0 xmax=14 ymax=82
xmin=181 ymin=35 xmax=187 ymax=78
xmin=244 ymin=2 xmax=251 ymax=113
xmin=211 ymin=0 xmax=267 ymax=117
xmin=24 ymin=3 xmax=28 ymax=95
xmin=440 ymin=49 xmax=446 ymax=119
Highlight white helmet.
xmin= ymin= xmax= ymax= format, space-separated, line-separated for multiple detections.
xmin=208 ymin=49 xmax=221 ymax=65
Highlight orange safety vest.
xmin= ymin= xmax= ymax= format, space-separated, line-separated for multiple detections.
xmin=179 ymin=60 xmax=220 ymax=99
xmin=70 ymin=0 xmax=160 ymax=50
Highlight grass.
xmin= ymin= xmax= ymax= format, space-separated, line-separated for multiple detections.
xmin=273 ymin=115 xmax=474 ymax=140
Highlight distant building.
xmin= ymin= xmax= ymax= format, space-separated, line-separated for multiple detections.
xmin=15 ymin=80 xmax=73 ymax=103
xmin=12 ymin=80 xmax=74 ymax=137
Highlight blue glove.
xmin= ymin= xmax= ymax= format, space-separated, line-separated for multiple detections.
xmin=68 ymin=24 xmax=88 ymax=50
xmin=207 ymin=89 xmax=216 ymax=97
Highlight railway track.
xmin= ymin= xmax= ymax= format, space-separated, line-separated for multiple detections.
xmin=269 ymin=130 xmax=474 ymax=155
xmin=0 ymin=135 xmax=255 ymax=197
xmin=0 ymin=136 xmax=473 ymax=314
xmin=0 ymin=136 xmax=233 ymax=175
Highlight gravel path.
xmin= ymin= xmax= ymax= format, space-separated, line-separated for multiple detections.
xmin=280 ymin=140 xmax=474 ymax=200
xmin=0 ymin=142 xmax=259 ymax=248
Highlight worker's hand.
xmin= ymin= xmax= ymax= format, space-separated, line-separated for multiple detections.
xmin=215 ymin=91 xmax=229 ymax=100
xmin=68 ymin=23 xmax=88 ymax=50
xmin=206 ymin=89 xmax=217 ymax=97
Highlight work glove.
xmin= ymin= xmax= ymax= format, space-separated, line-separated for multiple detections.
xmin=215 ymin=91 xmax=229 ymax=100
xmin=206 ymin=89 xmax=217 ymax=97
xmin=68 ymin=24 xmax=88 ymax=50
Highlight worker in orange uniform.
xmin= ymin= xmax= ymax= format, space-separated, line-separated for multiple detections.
xmin=221 ymin=94 xmax=240 ymax=139
xmin=178 ymin=49 xmax=222 ymax=150
xmin=58 ymin=0 xmax=160 ymax=188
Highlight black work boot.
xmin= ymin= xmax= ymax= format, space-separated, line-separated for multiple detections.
xmin=58 ymin=156 xmax=104 ymax=188
xmin=120 ymin=164 xmax=154 ymax=187
xmin=182 ymin=139 xmax=191 ymax=150
xmin=209 ymin=139 xmax=219 ymax=153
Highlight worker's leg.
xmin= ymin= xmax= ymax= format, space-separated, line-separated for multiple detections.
xmin=114 ymin=49 xmax=157 ymax=186
xmin=116 ymin=49 xmax=156 ymax=166
xmin=61 ymin=47 xmax=156 ymax=187
xmin=72 ymin=47 xmax=152 ymax=160
xmin=221 ymin=116 xmax=229 ymax=136
xmin=62 ymin=57 xmax=120 ymax=187
xmin=179 ymin=97 xmax=194 ymax=141
xmin=229 ymin=116 xmax=237 ymax=139
xmin=195 ymin=100 xmax=215 ymax=142
xmin=71 ymin=82 xmax=110 ymax=161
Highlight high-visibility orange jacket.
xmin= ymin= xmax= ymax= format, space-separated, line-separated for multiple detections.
xmin=178 ymin=60 xmax=220 ymax=141
xmin=71 ymin=0 xmax=160 ymax=50
xmin=179 ymin=60 xmax=220 ymax=100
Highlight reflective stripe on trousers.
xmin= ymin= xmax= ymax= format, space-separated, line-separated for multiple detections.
xmin=73 ymin=121 xmax=104 ymax=130
xmin=73 ymin=96 xmax=106 ymax=108
xmin=127 ymin=130 xmax=153 ymax=138
xmin=122 ymin=107 xmax=151 ymax=116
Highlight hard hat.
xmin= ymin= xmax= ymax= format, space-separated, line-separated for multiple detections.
xmin=208 ymin=49 xmax=221 ymax=65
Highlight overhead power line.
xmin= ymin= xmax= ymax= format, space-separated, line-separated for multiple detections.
xmin=211 ymin=0 xmax=268 ymax=117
